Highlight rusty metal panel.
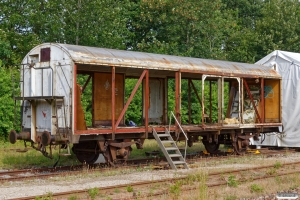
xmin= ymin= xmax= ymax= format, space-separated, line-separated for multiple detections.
xmin=93 ymin=73 xmax=124 ymax=126
xmin=264 ymin=79 xmax=280 ymax=122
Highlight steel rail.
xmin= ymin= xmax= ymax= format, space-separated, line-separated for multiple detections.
xmin=11 ymin=160 xmax=300 ymax=200
xmin=0 ymin=148 xmax=296 ymax=183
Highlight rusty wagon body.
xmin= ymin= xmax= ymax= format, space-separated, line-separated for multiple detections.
xmin=9 ymin=43 xmax=282 ymax=164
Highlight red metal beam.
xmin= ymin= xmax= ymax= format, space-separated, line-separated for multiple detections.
xmin=112 ymin=67 xmax=116 ymax=137
xmin=210 ymin=81 xmax=212 ymax=123
xmin=175 ymin=72 xmax=181 ymax=123
xmin=188 ymin=79 xmax=191 ymax=124
xmin=261 ymin=78 xmax=265 ymax=123
xmin=115 ymin=70 xmax=147 ymax=128
xmin=74 ymin=64 xmax=77 ymax=131
xmin=243 ymin=79 xmax=262 ymax=123
xmin=144 ymin=70 xmax=149 ymax=136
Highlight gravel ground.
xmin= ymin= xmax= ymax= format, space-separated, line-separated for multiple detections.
xmin=1 ymin=153 xmax=300 ymax=199
xmin=0 ymin=169 xmax=189 ymax=199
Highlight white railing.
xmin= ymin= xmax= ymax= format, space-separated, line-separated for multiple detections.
xmin=169 ymin=111 xmax=188 ymax=160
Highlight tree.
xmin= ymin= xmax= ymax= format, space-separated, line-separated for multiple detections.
xmin=256 ymin=0 xmax=300 ymax=55
xmin=222 ymin=0 xmax=264 ymax=63
xmin=131 ymin=0 xmax=236 ymax=59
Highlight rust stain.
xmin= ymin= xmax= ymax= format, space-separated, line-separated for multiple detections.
xmin=232 ymin=64 xmax=240 ymax=70
xmin=162 ymin=58 xmax=171 ymax=65
xmin=188 ymin=61 xmax=194 ymax=67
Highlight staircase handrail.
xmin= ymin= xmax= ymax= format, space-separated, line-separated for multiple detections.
xmin=169 ymin=111 xmax=188 ymax=159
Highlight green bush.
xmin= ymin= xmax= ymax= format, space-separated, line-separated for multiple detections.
xmin=0 ymin=67 xmax=20 ymax=139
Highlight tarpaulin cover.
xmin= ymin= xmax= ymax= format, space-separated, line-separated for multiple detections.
xmin=255 ymin=50 xmax=300 ymax=147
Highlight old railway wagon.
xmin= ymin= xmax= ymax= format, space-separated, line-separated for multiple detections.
xmin=9 ymin=43 xmax=282 ymax=165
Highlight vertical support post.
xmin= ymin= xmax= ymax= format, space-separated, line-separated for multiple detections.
xmin=240 ymin=78 xmax=244 ymax=124
xmin=261 ymin=78 xmax=265 ymax=123
xmin=279 ymin=79 xmax=282 ymax=123
xmin=144 ymin=70 xmax=149 ymax=137
xmin=112 ymin=66 xmax=115 ymax=139
xmin=221 ymin=77 xmax=224 ymax=125
xmin=175 ymin=72 xmax=181 ymax=131
xmin=237 ymin=78 xmax=241 ymax=125
xmin=164 ymin=78 xmax=168 ymax=124
xmin=188 ymin=79 xmax=191 ymax=124
xmin=210 ymin=80 xmax=212 ymax=123
xmin=73 ymin=64 xmax=77 ymax=132
xmin=201 ymin=75 xmax=206 ymax=126
xmin=31 ymin=101 xmax=37 ymax=142
xmin=218 ymin=78 xmax=222 ymax=124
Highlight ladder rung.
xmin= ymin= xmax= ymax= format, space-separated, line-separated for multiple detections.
xmin=169 ymin=154 xmax=182 ymax=157
xmin=157 ymin=134 xmax=170 ymax=137
xmin=165 ymin=147 xmax=178 ymax=151
xmin=173 ymin=161 xmax=186 ymax=165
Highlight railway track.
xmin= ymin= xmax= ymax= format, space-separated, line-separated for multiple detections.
xmin=2 ymin=148 xmax=298 ymax=200
xmin=11 ymin=160 xmax=300 ymax=200
xmin=0 ymin=148 xmax=295 ymax=183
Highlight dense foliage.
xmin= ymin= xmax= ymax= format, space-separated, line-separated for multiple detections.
xmin=1 ymin=0 xmax=300 ymax=136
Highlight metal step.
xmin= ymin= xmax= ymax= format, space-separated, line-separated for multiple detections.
xmin=157 ymin=134 xmax=171 ymax=137
xmin=173 ymin=161 xmax=187 ymax=165
xmin=169 ymin=154 xmax=182 ymax=157
xmin=164 ymin=147 xmax=178 ymax=151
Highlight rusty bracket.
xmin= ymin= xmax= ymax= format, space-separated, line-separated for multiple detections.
xmin=108 ymin=141 xmax=136 ymax=148
xmin=97 ymin=141 xmax=107 ymax=152
xmin=237 ymin=135 xmax=254 ymax=140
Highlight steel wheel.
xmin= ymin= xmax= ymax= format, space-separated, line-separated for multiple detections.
xmin=72 ymin=141 xmax=99 ymax=164
xmin=203 ymin=141 xmax=220 ymax=154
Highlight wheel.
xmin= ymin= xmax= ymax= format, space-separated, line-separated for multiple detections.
xmin=72 ymin=141 xmax=100 ymax=164
xmin=203 ymin=141 xmax=220 ymax=154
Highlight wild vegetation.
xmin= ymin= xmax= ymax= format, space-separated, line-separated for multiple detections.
xmin=1 ymin=0 xmax=300 ymax=137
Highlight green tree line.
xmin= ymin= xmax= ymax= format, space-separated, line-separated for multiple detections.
xmin=1 ymin=0 xmax=300 ymax=137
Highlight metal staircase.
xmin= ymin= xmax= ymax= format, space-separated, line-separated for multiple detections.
xmin=153 ymin=128 xmax=189 ymax=170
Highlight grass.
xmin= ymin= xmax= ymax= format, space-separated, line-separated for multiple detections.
xmin=227 ymin=175 xmax=238 ymax=187
xmin=0 ymin=137 xmax=206 ymax=169
xmin=88 ymin=187 xmax=99 ymax=200
xmin=250 ymin=184 xmax=264 ymax=193
xmin=126 ymin=185 xmax=134 ymax=192
xmin=274 ymin=161 xmax=282 ymax=169
xmin=0 ymin=140 xmax=79 ymax=169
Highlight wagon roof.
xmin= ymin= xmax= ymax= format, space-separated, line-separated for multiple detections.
xmin=41 ymin=43 xmax=282 ymax=78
